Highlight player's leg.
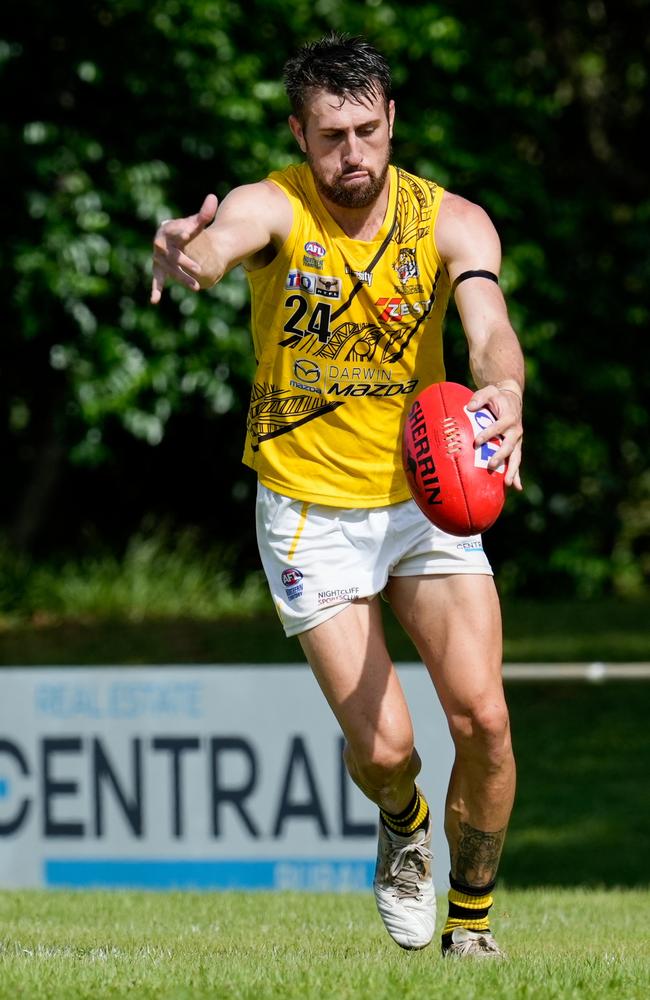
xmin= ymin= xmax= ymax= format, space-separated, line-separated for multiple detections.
xmin=385 ymin=573 xmax=514 ymax=957
xmin=298 ymin=595 xmax=417 ymax=813
xmin=256 ymin=487 xmax=436 ymax=948
xmin=298 ymin=597 xmax=436 ymax=950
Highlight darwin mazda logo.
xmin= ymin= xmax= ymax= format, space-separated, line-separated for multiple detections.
xmin=294 ymin=359 xmax=320 ymax=384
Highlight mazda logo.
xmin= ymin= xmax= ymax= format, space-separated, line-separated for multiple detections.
xmin=294 ymin=359 xmax=320 ymax=384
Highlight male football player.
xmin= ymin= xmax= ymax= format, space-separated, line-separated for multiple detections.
xmin=151 ymin=33 xmax=524 ymax=958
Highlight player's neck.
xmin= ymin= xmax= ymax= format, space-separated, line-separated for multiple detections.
xmin=319 ymin=176 xmax=391 ymax=241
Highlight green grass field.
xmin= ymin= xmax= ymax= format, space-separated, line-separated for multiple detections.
xmin=1 ymin=597 xmax=649 ymax=665
xmin=1 ymin=552 xmax=648 ymax=997
xmin=1 ymin=888 xmax=649 ymax=999
xmin=0 ymin=535 xmax=648 ymax=664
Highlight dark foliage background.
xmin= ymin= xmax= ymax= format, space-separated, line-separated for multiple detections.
xmin=2 ymin=0 xmax=649 ymax=596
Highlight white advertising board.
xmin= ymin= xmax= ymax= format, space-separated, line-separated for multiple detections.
xmin=0 ymin=665 xmax=454 ymax=891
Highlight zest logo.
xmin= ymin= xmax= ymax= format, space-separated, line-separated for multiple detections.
xmin=375 ymin=297 xmax=432 ymax=322
xmin=376 ymin=297 xmax=407 ymax=322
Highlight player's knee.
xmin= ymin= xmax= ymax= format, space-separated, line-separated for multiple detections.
xmin=344 ymin=734 xmax=415 ymax=792
xmin=449 ymin=700 xmax=512 ymax=767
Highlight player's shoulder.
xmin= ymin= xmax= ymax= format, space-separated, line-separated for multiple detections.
xmin=439 ymin=190 xmax=494 ymax=228
xmin=219 ymin=177 xmax=293 ymax=240
xmin=222 ymin=177 xmax=290 ymax=209
xmin=258 ymin=177 xmax=294 ymax=211
xmin=265 ymin=162 xmax=310 ymax=199
xmin=436 ymin=190 xmax=501 ymax=264
xmin=396 ymin=165 xmax=443 ymax=204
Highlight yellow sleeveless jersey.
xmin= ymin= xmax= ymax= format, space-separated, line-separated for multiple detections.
xmin=243 ymin=162 xmax=450 ymax=507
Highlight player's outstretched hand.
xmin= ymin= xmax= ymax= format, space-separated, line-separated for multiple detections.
xmin=467 ymin=383 xmax=524 ymax=491
xmin=150 ymin=193 xmax=218 ymax=304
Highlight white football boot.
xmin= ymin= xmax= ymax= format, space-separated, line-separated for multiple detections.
xmin=373 ymin=817 xmax=436 ymax=950
xmin=442 ymin=926 xmax=507 ymax=959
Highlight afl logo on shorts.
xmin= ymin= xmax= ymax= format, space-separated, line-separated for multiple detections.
xmin=294 ymin=359 xmax=320 ymax=384
xmin=304 ymin=240 xmax=326 ymax=258
xmin=281 ymin=567 xmax=304 ymax=602
xmin=282 ymin=568 xmax=303 ymax=588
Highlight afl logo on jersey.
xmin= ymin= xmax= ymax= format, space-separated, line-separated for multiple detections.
xmin=304 ymin=240 xmax=326 ymax=258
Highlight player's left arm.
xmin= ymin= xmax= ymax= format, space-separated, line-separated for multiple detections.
xmin=436 ymin=192 xmax=525 ymax=490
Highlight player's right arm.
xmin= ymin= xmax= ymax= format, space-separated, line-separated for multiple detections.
xmin=150 ymin=180 xmax=292 ymax=304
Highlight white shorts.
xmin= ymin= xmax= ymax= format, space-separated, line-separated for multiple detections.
xmin=256 ymin=484 xmax=493 ymax=638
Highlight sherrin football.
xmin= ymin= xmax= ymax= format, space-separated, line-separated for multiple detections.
xmin=402 ymin=381 xmax=507 ymax=536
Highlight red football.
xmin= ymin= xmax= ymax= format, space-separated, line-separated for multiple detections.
xmin=402 ymin=381 xmax=507 ymax=536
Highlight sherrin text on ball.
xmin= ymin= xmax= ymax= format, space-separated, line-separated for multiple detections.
xmin=403 ymin=381 xmax=507 ymax=536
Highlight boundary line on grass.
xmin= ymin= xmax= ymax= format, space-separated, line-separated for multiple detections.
xmin=501 ymin=662 xmax=650 ymax=681
xmin=397 ymin=662 xmax=650 ymax=681
xmin=219 ymin=663 xmax=650 ymax=681
xmin=4 ymin=663 xmax=649 ymax=680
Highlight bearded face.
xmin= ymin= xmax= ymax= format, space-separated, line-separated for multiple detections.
xmin=307 ymin=142 xmax=391 ymax=209
xmin=291 ymin=87 xmax=395 ymax=212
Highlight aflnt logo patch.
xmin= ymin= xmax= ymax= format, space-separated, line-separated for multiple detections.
xmin=304 ymin=241 xmax=326 ymax=258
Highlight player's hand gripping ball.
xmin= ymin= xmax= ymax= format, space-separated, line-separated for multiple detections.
xmin=403 ymin=381 xmax=507 ymax=536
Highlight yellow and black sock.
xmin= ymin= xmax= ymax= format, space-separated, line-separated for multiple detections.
xmin=441 ymin=874 xmax=495 ymax=951
xmin=380 ymin=787 xmax=429 ymax=837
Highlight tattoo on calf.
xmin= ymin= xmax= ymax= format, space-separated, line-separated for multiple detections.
xmin=453 ymin=821 xmax=506 ymax=887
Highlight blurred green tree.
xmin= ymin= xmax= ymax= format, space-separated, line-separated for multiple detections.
xmin=1 ymin=0 xmax=649 ymax=594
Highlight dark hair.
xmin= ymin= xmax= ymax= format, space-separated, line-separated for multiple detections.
xmin=283 ymin=32 xmax=392 ymax=123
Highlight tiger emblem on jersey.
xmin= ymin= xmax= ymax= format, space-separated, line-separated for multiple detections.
xmin=394 ymin=247 xmax=420 ymax=284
